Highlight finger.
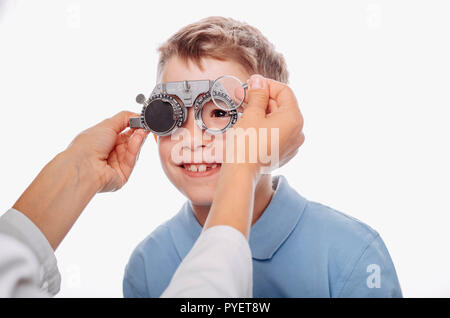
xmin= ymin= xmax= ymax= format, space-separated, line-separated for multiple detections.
xmin=243 ymin=77 xmax=297 ymax=111
xmin=124 ymin=129 xmax=149 ymax=169
xmin=130 ymin=129 xmax=149 ymax=156
xmin=282 ymin=132 xmax=305 ymax=160
xmin=242 ymin=94 xmax=277 ymax=108
xmin=116 ymin=128 xmax=136 ymax=146
xmin=245 ymin=74 xmax=270 ymax=117
xmin=234 ymin=86 xmax=244 ymax=103
xmin=265 ymin=78 xmax=298 ymax=110
xmin=101 ymin=110 xmax=140 ymax=134
xmin=267 ymin=99 xmax=279 ymax=114
xmin=115 ymin=128 xmax=136 ymax=147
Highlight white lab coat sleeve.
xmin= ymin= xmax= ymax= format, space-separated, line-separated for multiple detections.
xmin=0 ymin=208 xmax=61 ymax=297
xmin=161 ymin=225 xmax=253 ymax=298
xmin=0 ymin=233 xmax=50 ymax=297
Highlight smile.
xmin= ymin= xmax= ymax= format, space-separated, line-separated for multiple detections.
xmin=179 ymin=163 xmax=222 ymax=177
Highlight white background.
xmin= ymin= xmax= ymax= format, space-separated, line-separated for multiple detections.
xmin=0 ymin=0 xmax=449 ymax=297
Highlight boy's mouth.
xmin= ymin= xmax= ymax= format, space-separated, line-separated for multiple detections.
xmin=178 ymin=163 xmax=222 ymax=177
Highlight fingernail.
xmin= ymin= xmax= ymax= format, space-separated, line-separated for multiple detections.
xmin=250 ymin=75 xmax=265 ymax=89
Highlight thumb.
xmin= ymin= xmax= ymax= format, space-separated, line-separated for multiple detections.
xmin=101 ymin=110 xmax=140 ymax=134
xmin=245 ymin=74 xmax=269 ymax=117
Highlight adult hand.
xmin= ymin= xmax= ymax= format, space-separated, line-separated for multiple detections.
xmin=13 ymin=111 xmax=149 ymax=249
xmin=67 ymin=111 xmax=150 ymax=192
xmin=206 ymin=75 xmax=305 ymax=238
xmin=230 ymin=74 xmax=305 ymax=173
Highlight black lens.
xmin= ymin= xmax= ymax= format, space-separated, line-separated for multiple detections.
xmin=144 ymin=99 xmax=176 ymax=133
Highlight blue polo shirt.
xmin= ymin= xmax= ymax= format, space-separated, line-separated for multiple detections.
xmin=123 ymin=175 xmax=402 ymax=297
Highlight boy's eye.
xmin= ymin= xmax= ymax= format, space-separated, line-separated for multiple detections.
xmin=210 ymin=109 xmax=228 ymax=117
xmin=201 ymin=101 xmax=231 ymax=131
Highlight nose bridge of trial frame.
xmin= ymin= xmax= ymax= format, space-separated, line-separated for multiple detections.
xmin=153 ymin=80 xmax=212 ymax=108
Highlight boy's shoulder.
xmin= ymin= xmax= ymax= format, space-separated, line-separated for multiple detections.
xmin=300 ymin=199 xmax=380 ymax=246
xmin=300 ymin=200 xmax=402 ymax=297
xmin=123 ymin=216 xmax=186 ymax=297
xmin=129 ymin=201 xmax=200 ymax=265
xmin=246 ymin=176 xmax=381 ymax=261
xmin=295 ymin=199 xmax=383 ymax=274
xmin=131 ymin=217 xmax=181 ymax=261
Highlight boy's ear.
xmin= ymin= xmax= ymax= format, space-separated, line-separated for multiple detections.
xmin=154 ymin=134 xmax=158 ymax=143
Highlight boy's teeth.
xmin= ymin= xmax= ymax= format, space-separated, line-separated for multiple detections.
xmin=188 ymin=165 xmax=198 ymax=172
xmin=184 ymin=163 xmax=221 ymax=172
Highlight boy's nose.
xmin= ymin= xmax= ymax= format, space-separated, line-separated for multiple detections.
xmin=183 ymin=108 xmax=211 ymax=151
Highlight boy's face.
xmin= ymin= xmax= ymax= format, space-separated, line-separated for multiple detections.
xmin=158 ymin=56 xmax=250 ymax=206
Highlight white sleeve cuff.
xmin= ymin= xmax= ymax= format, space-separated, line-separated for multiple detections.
xmin=162 ymin=225 xmax=252 ymax=298
xmin=0 ymin=233 xmax=50 ymax=297
xmin=0 ymin=208 xmax=61 ymax=295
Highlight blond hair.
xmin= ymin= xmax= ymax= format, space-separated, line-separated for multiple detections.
xmin=157 ymin=16 xmax=289 ymax=83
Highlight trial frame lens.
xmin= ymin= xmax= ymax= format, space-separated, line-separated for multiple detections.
xmin=211 ymin=75 xmax=248 ymax=111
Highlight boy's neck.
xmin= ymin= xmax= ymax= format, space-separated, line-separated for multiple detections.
xmin=190 ymin=174 xmax=274 ymax=227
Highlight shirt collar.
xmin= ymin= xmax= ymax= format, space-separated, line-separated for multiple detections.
xmin=168 ymin=175 xmax=307 ymax=261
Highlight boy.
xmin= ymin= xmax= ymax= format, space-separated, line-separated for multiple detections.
xmin=123 ymin=16 xmax=402 ymax=297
